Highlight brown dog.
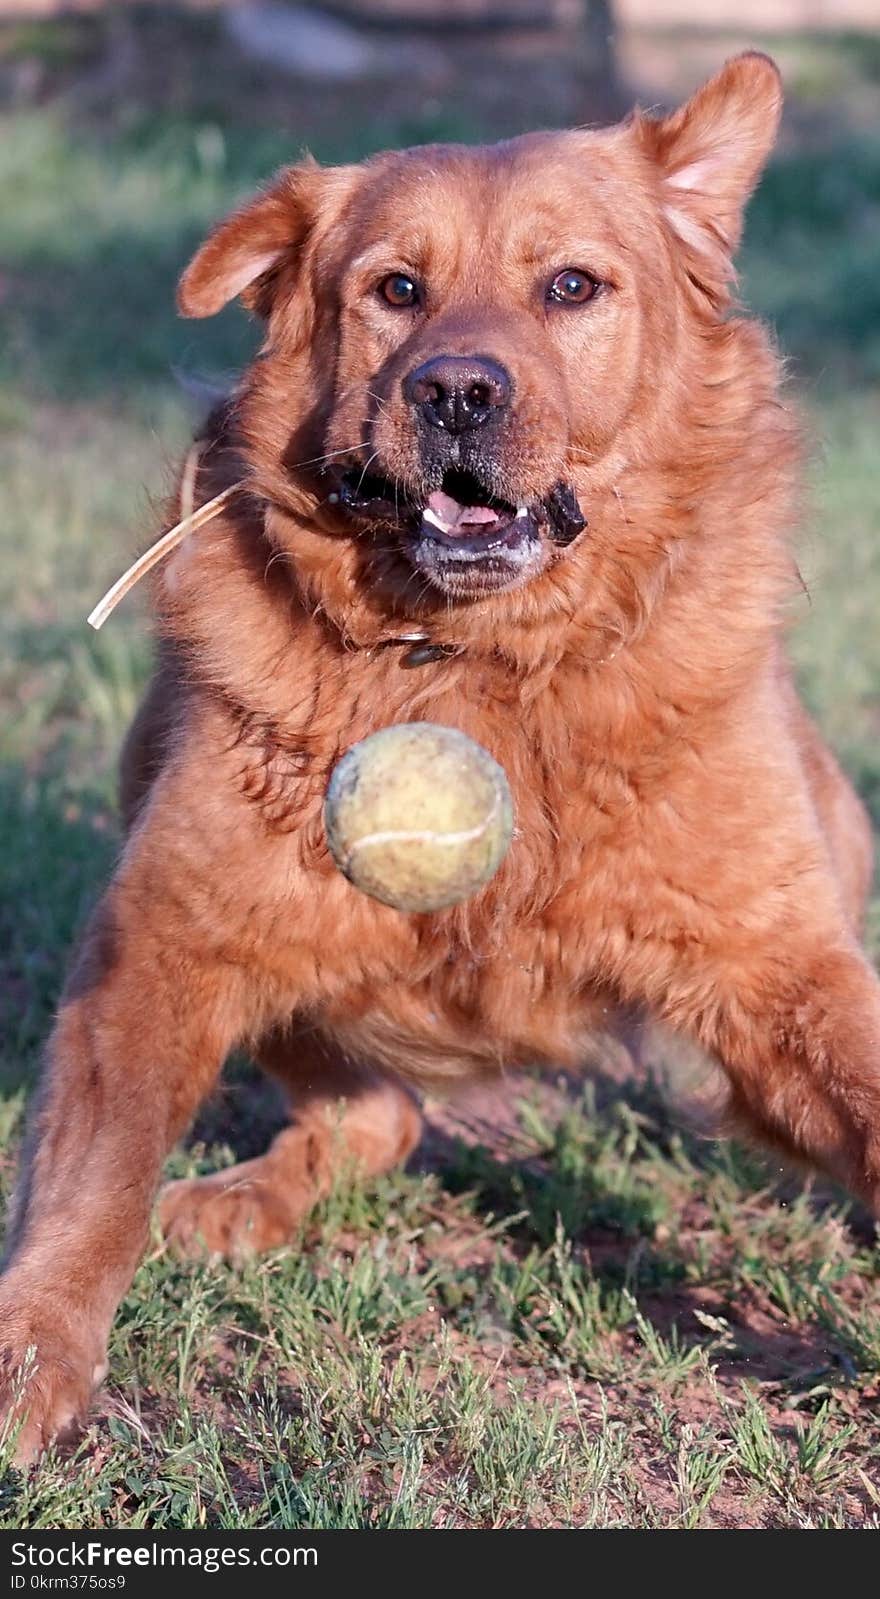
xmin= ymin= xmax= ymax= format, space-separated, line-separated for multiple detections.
xmin=2 ymin=52 xmax=877 ymax=1462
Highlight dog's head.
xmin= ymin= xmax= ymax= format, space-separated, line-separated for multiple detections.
xmin=179 ymin=54 xmax=782 ymax=614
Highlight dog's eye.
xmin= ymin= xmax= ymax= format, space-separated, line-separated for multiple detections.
xmin=379 ymin=273 xmax=421 ymax=309
xmin=547 ymin=269 xmax=599 ymax=306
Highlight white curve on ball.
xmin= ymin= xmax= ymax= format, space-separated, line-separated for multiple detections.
xmin=344 ymin=793 xmax=502 ymax=864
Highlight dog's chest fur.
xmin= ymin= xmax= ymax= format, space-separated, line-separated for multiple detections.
xmin=164 ymin=499 xmax=770 ymax=1082
xmin=218 ymin=641 xmax=665 ymax=1078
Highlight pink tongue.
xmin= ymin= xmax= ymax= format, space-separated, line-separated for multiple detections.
xmin=426 ymin=489 xmax=499 ymax=533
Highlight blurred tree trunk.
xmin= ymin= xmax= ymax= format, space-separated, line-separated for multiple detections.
xmin=580 ymin=0 xmax=625 ymax=121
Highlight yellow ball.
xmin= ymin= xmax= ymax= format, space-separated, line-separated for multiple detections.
xmin=324 ymin=723 xmax=514 ymax=913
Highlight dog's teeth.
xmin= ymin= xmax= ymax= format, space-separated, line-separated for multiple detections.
xmin=422 ymin=508 xmax=451 ymax=532
xmin=515 ymin=506 xmax=529 ymax=519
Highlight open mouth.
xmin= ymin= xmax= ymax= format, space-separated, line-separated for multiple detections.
xmin=418 ymin=468 xmax=528 ymax=553
xmin=334 ymin=462 xmax=521 ymax=528
xmin=330 ymin=463 xmax=585 ymax=596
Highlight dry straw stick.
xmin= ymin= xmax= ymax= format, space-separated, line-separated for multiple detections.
xmin=86 ymin=470 xmax=244 ymax=631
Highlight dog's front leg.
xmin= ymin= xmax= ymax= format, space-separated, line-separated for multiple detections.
xmin=709 ymin=941 xmax=880 ymax=1209
xmin=0 ymin=873 xmax=252 ymax=1464
xmin=648 ymin=927 xmax=880 ymax=1212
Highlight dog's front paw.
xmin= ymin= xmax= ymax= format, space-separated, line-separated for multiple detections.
xmin=0 ymin=1288 xmax=104 ymax=1467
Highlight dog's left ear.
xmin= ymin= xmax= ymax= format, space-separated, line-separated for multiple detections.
xmin=633 ymin=53 xmax=782 ymax=303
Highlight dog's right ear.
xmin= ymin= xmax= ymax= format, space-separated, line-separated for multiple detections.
xmin=177 ymin=160 xmax=328 ymax=320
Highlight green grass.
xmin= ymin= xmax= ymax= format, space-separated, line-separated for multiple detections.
xmin=4 ymin=1094 xmax=880 ymax=1529
xmin=2 ymin=16 xmax=880 ymax=1530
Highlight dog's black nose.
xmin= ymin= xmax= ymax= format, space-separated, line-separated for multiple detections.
xmin=404 ymin=355 xmax=511 ymax=434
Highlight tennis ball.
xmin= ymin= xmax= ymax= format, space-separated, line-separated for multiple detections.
xmin=324 ymin=723 xmax=514 ymax=913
